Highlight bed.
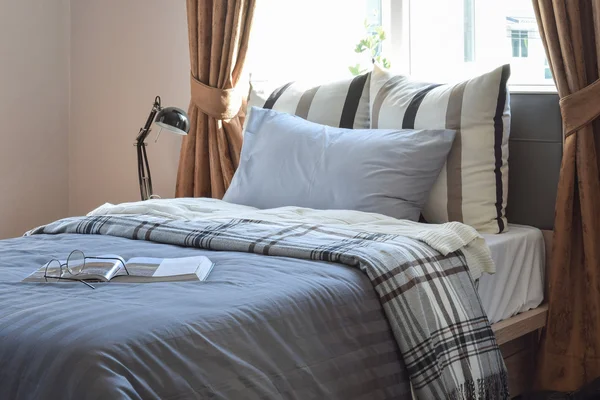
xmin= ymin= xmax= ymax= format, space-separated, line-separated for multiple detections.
xmin=1 ymin=201 xmax=507 ymax=399
xmin=0 ymin=83 xmax=560 ymax=399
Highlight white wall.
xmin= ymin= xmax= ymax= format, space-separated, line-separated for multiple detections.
xmin=0 ymin=0 xmax=70 ymax=238
xmin=69 ymin=0 xmax=189 ymax=216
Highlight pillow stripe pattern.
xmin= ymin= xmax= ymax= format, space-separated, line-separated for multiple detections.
xmin=263 ymin=81 xmax=295 ymax=109
xmin=371 ymin=75 xmax=403 ymax=128
xmin=493 ymin=66 xmax=511 ymax=233
xmin=402 ymin=84 xmax=443 ymax=128
xmin=370 ymin=64 xmax=511 ymax=233
xmin=339 ymin=72 xmax=370 ymax=128
xmin=446 ymin=81 xmax=468 ymax=223
xmin=248 ymin=72 xmax=371 ymax=129
xmin=295 ymin=86 xmax=320 ymax=119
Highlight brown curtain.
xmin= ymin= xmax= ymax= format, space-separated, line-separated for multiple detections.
xmin=176 ymin=0 xmax=256 ymax=198
xmin=533 ymin=0 xmax=600 ymax=392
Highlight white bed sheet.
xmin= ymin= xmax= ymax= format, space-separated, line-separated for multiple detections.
xmin=478 ymin=224 xmax=545 ymax=324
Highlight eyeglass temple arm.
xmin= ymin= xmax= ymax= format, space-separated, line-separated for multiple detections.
xmin=77 ymin=279 xmax=96 ymax=290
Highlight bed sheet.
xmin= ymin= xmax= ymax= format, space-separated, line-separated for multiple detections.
xmin=479 ymin=224 xmax=545 ymax=324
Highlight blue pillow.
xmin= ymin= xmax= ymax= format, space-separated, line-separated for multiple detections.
xmin=224 ymin=107 xmax=456 ymax=221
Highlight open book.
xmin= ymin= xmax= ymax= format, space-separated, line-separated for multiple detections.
xmin=23 ymin=255 xmax=214 ymax=283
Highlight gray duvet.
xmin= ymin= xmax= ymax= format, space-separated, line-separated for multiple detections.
xmin=0 ymin=233 xmax=410 ymax=400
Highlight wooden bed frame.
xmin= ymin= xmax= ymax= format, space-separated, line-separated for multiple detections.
xmin=490 ymin=230 xmax=552 ymax=397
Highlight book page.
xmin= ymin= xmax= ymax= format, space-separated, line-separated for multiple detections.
xmin=118 ymin=257 xmax=163 ymax=278
xmin=153 ymin=258 xmax=199 ymax=277
xmin=108 ymin=256 xmax=213 ymax=283
xmin=76 ymin=256 xmax=125 ymax=281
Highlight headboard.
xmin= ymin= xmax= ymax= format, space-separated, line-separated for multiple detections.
xmin=506 ymin=92 xmax=562 ymax=230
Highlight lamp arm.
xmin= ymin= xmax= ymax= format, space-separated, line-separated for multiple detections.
xmin=136 ymin=96 xmax=162 ymax=144
xmin=141 ymin=143 xmax=153 ymax=197
xmin=136 ymin=96 xmax=162 ymax=200
xmin=136 ymin=145 xmax=147 ymax=200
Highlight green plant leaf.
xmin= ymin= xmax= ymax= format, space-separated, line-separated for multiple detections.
xmin=348 ymin=64 xmax=362 ymax=76
xmin=351 ymin=22 xmax=391 ymax=75
xmin=368 ymin=36 xmax=377 ymax=50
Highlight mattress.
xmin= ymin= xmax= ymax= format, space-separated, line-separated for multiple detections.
xmin=478 ymin=224 xmax=546 ymax=324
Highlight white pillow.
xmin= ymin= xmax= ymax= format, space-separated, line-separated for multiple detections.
xmin=370 ymin=64 xmax=511 ymax=233
xmin=247 ymin=73 xmax=371 ymax=129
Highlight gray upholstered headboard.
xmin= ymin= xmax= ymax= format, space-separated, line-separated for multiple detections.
xmin=506 ymin=92 xmax=562 ymax=230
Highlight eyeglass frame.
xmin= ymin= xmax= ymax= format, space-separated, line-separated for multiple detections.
xmin=43 ymin=250 xmax=130 ymax=289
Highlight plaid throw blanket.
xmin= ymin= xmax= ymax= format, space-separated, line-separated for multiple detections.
xmin=28 ymin=214 xmax=508 ymax=399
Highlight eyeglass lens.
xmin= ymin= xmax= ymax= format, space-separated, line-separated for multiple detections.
xmin=44 ymin=260 xmax=63 ymax=283
xmin=66 ymin=250 xmax=86 ymax=276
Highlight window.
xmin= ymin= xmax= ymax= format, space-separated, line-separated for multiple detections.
xmin=511 ymin=30 xmax=528 ymax=58
xmin=247 ymin=0 xmax=383 ymax=82
xmin=366 ymin=0 xmax=382 ymax=27
xmin=464 ymin=0 xmax=475 ymax=62
xmin=248 ymin=0 xmax=553 ymax=88
xmin=404 ymin=0 xmax=554 ymax=86
xmin=544 ymin=58 xmax=552 ymax=80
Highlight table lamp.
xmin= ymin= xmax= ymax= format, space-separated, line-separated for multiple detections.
xmin=135 ymin=96 xmax=190 ymax=200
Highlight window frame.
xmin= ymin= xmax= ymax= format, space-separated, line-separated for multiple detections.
xmin=511 ymin=29 xmax=529 ymax=58
xmin=385 ymin=0 xmax=556 ymax=93
xmin=464 ymin=0 xmax=476 ymax=62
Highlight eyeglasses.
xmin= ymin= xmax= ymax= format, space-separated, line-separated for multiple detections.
xmin=43 ymin=250 xmax=129 ymax=290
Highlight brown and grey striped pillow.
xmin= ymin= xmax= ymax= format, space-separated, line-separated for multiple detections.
xmin=370 ymin=64 xmax=511 ymax=233
xmin=247 ymin=72 xmax=371 ymax=129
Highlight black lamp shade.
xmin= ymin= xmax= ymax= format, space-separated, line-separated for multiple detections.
xmin=155 ymin=107 xmax=190 ymax=135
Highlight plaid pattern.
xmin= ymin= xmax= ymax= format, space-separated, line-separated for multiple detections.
xmin=28 ymin=215 xmax=509 ymax=399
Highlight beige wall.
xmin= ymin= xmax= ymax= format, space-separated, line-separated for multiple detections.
xmin=69 ymin=0 xmax=189 ymax=216
xmin=0 ymin=0 xmax=71 ymax=238
xmin=0 ymin=0 xmax=189 ymax=237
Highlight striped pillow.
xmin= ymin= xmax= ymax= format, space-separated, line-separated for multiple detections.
xmin=247 ymin=73 xmax=371 ymax=129
xmin=370 ymin=64 xmax=511 ymax=233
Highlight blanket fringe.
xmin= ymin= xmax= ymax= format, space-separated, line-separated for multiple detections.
xmin=448 ymin=370 xmax=509 ymax=400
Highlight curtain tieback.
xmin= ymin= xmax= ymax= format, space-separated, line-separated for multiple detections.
xmin=560 ymin=78 xmax=600 ymax=137
xmin=190 ymin=74 xmax=243 ymax=120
